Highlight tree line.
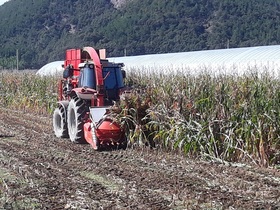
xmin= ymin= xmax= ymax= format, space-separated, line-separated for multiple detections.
xmin=0 ymin=0 xmax=280 ymax=69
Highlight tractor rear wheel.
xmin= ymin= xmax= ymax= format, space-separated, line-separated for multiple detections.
xmin=53 ymin=107 xmax=69 ymax=138
xmin=67 ymin=98 xmax=87 ymax=144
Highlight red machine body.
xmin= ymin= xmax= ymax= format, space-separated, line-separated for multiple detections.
xmin=53 ymin=47 xmax=127 ymax=150
xmin=58 ymin=47 xmax=105 ymax=105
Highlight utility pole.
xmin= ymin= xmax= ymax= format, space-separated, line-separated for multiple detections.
xmin=16 ymin=49 xmax=19 ymax=70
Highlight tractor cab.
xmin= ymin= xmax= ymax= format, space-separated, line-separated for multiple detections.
xmin=102 ymin=61 xmax=125 ymax=105
xmin=76 ymin=60 xmax=125 ymax=105
xmin=78 ymin=62 xmax=96 ymax=89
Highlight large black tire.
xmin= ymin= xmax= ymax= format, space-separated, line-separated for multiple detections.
xmin=53 ymin=107 xmax=69 ymax=138
xmin=67 ymin=98 xmax=87 ymax=143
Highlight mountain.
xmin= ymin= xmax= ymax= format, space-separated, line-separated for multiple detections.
xmin=0 ymin=0 xmax=280 ymax=69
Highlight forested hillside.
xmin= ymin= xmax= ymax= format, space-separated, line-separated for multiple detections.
xmin=0 ymin=0 xmax=280 ymax=69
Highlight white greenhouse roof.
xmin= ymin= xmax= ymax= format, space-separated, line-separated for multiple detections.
xmin=109 ymin=45 xmax=280 ymax=76
xmin=36 ymin=61 xmax=64 ymax=76
xmin=37 ymin=45 xmax=280 ymax=76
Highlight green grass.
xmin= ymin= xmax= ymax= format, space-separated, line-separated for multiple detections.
xmin=80 ymin=171 xmax=121 ymax=192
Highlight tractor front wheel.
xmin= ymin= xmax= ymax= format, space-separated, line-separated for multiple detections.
xmin=67 ymin=98 xmax=87 ymax=144
xmin=53 ymin=107 xmax=69 ymax=138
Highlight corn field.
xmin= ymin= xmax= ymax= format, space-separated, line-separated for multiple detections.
xmin=0 ymin=70 xmax=57 ymax=115
xmin=0 ymin=68 xmax=280 ymax=167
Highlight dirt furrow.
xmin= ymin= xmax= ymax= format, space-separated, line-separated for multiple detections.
xmin=0 ymin=107 xmax=280 ymax=209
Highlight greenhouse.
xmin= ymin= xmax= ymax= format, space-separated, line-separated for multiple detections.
xmin=37 ymin=45 xmax=280 ymax=76
xmin=36 ymin=60 xmax=64 ymax=76
xmin=109 ymin=45 xmax=280 ymax=76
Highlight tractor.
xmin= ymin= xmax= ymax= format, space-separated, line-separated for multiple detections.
xmin=52 ymin=47 xmax=127 ymax=150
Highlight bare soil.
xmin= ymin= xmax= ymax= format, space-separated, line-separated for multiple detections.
xmin=0 ymin=107 xmax=279 ymax=210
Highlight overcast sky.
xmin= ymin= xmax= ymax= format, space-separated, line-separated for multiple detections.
xmin=0 ymin=0 xmax=9 ymax=6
